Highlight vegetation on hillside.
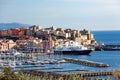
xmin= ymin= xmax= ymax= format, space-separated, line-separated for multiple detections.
xmin=0 ymin=67 xmax=85 ymax=80
xmin=113 ymin=70 xmax=120 ymax=80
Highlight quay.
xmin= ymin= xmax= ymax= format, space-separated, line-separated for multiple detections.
xmin=103 ymin=45 xmax=120 ymax=51
xmin=24 ymin=52 xmax=50 ymax=56
xmin=13 ymin=67 xmax=63 ymax=72
xmin=23 ymin=70 xmax=113 ymax=79
xmin=0 ymin=56 xmax=28 ymax=59
xmin=23 ymin=70 xmax=69 ymax=79
xmin=64 ymin=58 xmax=110 ymax=67
xmin=95 ymin=44 xmax=120 ymax=51
xmin=14 ymin=65 xmax=45 ymax=68
xmin=51 ymin=69 xmax=89 ymax=73
xmin=70 ymin=70 xmax=113 ymax=77
xmin=0 ymin=65 xmax=45 ymax=69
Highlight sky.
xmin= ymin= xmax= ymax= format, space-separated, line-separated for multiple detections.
xmin=0 ymin=0 xmax=120 ymax=30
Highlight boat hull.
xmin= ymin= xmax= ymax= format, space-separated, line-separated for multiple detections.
xmin=54 ymin=50 xmax=92 ymax=55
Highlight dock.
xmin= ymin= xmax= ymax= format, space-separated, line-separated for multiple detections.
xmin=95 ymin=44 xmax=120 ymax=51
xmin=64 ymin=58 xmax=110 ymax=67
xmin=67 ymin=70 xmax=113 ymax=77
xmin=52 ymin=70 xmax=112 ymax=77
xmin=13 ymin=67 xmax=63 ymax=72
xmin=103 ymin=45 xmax=120 ymax=51
xmin=51 ymin=69 xmax=89 ymax=73
xmin=15 ymin=65 xmax=45 ymax=68
xmin=23 ymin=70 xmax=113 ymax=79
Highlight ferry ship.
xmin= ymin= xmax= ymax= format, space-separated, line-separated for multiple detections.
xmin=54 ymin=41 xmax=93 ymax=55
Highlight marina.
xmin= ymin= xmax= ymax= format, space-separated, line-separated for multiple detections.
xmin=0 ymin=50 xmax=120 ymax=72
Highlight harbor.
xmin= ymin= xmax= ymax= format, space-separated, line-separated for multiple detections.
xmin=1 ymin=0 xmax=120 ymax=79
xmin=0 ymin=27 xmax=120 ymax=80
xmin=0 ymin=48 xmax=120 ymax=80
xmin=0 ymin=50 xmax=119 ymax=70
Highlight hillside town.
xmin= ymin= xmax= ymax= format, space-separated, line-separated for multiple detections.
xmin=0 ymin=25 xmax=96 ymax=53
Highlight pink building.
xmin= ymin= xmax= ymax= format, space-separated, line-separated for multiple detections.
xmin=0 ymin=39 xmax=16 ymax=51
xmin=42 ymin=36 xmax=54 ymax=53
xmin=0 ymin=42 xmax=8 ymax=51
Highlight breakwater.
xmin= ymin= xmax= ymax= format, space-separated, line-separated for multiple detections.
xmin=64 ymin=58 xmax=110 ymax=67
xmin=23 ymin=70 xmax=70 ymax=79
xmin=95 ymin=45 xmax=120 ymax=51
xmin=72 ymin=70 xmax=113 ymax=77
xmin=12 ymin=67 xmax=63 ymax=72
xmin=103 ymin=45 xmax=120 ymax=51
xmin=23 ymin=70 xmax=113 ymax=79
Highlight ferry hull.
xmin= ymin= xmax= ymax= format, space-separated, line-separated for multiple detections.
xmin=54 ymin=50 xmax=92 ymax=55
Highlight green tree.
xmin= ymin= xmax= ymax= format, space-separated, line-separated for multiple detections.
xmin=1 ymin=67 xmax=18 ymax=80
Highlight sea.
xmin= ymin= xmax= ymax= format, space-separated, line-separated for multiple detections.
xmin=38 ymin=31 xmax=120 ymax=72
xmin=92 ymin=30 xmax=120 ymax=45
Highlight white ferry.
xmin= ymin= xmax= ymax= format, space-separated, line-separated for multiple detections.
xmin=54 ymin=41 xmax=93 ymax=55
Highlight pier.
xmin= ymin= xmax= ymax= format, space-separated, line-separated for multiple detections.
xmin=51 ymin=69 xmax=89 ymax=73
xmin=70 ymin=70 xmax=113 ymax=77
xmin=64 ymin=58 xmax=110 ymax=67
xmin=14 ymin=67 xmax=63 ymax=71
xmin=23 ymin=70 xmax=113 ymax=79
xmin=103 ymin=45 xmax=120 ymax=51
xmin=52 ymin=70 xmax=113 ymax=77
xmin=95 ymin=44 xmax=120 ymax=51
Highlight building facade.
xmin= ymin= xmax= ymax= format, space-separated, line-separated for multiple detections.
xmin=0 ymin=39 xmax=16 ymax=51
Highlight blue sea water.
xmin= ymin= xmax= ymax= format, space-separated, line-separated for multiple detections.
xmin=92 ymin=30 xmax=120 ymax=45
xmin=40 ymin=31 xmax=120 ymax=72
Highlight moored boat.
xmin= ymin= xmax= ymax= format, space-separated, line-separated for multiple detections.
xmin=54 ymin=41 xmax=93 ymax=55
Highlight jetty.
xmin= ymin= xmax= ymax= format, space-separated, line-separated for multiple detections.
xmin=13 ymin=67 xmax=63 ymax=72
xmin=64 ymin=58 xmax=110 ymax=67
xmin=103 ymin=45 xmax=120 ymax=51
xmin=51 ymin=69 xmax=89 ymax=73
xmin=65 ymin=70 xmax=113 ymax=77
xmin=95 ymin=44 xmax=120 ymax=51
xmin=23 ymin=70 xmax=113 ymax=79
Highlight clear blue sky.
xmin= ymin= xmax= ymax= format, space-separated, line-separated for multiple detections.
xmin=0 ymin=0 xmax=120 ymax=30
